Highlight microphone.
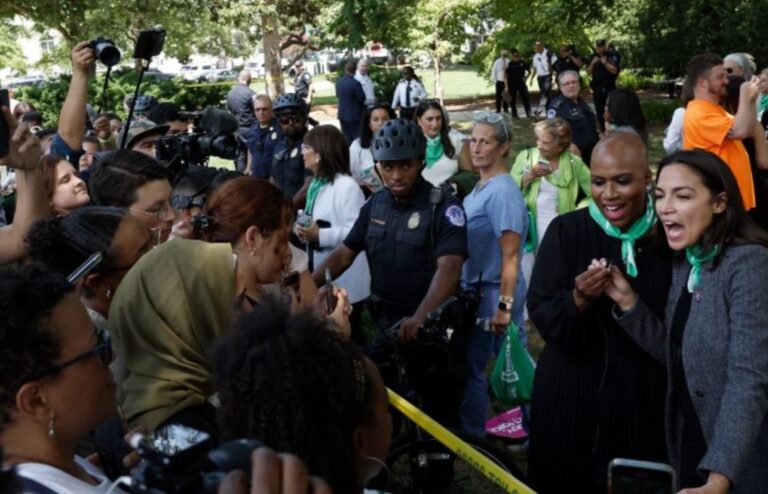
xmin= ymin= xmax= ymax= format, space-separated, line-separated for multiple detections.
xmin=199 ymin=107 xmax=239 ymax=135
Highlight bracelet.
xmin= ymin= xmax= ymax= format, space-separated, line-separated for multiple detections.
xmin=499 ymin=295 xmax=514 ymax=304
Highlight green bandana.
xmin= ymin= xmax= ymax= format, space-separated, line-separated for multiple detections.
xmin=425 ymin=136 xmax=444 ymax=168
xmin=588 ymin=194 xmax=657 ymax=278
xmin=304 ymin=176 xmax=329 ymax=216
xmin=685 ymin=244 xmax=719 ymax=293
xmin=759 ymin=94 xmax=768 ymax=117
xmin=524 ymin=211 xmax=538 ymax=253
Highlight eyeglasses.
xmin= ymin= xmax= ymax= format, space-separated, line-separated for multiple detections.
xmin=130 ymin=201 xmax=175 ymax=222
xmin=32 ymin=327 xmax=112 ymax=380
xmin=725 ymin=67 xmax=734 ymax=74
xmin=278 ymin=115 xmax=304 ymax=125
xmin=473 ymin=111 xmax=510 ymax=143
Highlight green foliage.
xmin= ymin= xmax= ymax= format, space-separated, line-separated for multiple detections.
xmin=640 ymin=99 xmax=677 ymax=126
xmin=0 ymin=24 xmax=29 ymax=73
xmin=13 ymin=70 xmax=230 ymax=127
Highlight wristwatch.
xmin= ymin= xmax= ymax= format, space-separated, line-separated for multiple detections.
xmin=498 ymin=295 xmax=513 ymax=312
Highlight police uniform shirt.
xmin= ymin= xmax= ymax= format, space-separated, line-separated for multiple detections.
xmin=553 ymin=56 xmax=580 ymax=75
xmin=547 ymin=95 xmax=599 ymax=162
xmin=294 ymin=72 xmax=312 ymax=98
xmin=343 ymin=177 xmax=468 ymax=311
xmin=271 ymin=136 xmax=311 ymax=198
xmin=532 ymin=51 xmax=556 ymax=77
xmin=588 ymin=51 xmax=621 ymax=86
xmin=505 ymin=60 xmax=530 ymax=84
xmin=246 ymin=118 xmax=282 ymax=179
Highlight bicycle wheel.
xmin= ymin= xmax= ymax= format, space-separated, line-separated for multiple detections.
xmin=370 ymin=430 xmax=527 ymax=494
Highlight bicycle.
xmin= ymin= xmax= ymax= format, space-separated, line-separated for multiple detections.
xmin=367 ymin=293 xmax=527 ymax=494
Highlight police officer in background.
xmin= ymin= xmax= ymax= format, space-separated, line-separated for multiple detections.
xmin=271 ymin=93 xmax=312 ymax=208
xmin=245 ymin=94 xmax=281 ymax=179
xmin=547 ymin=70 xmax=599 ymax=166
xmin=226 ymin=70 xmax=257 ymax=172
xmin=313 ymin=118 xmax=468 ymax=426
xmin=586 ymin=39 xmax=620 ymax=132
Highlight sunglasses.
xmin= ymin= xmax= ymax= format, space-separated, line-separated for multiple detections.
xmin=473 ymin=111 xmax=510 ymax=143
xmin=32 ymin=327 xmax=112 ymax=380
xmin=278 ymin=115 xmax=304 ymax=125
xmin=171 ymin=192 xmax=206 ymax=211
xmin=725 ymin=67 xmax=734 ymax=74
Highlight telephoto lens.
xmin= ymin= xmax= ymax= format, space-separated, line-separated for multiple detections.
xmin=89 ymin=37 xmax=121 ymax=67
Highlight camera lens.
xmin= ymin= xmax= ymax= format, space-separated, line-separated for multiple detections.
xmin=95 ymin=41 xmax=121 ymax=67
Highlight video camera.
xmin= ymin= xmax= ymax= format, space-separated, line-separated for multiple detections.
xmin=155 ymin=107 xmax=238 ymax=179
xmin=89 ymin=37 xmax=121 ymax=67
xmin=129 ymin=424 xmax=261 ymax=493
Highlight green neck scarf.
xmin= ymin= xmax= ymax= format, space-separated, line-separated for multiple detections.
xmin=304 ymin=176 xmax=329 ymax=216
xmin=685 ymin=244 xmax=719 ymax=293
xmin=425 ymin=135 xmax=444 ymax=168
xmin=588 ymin=194 xmax=657 ymax=278
xmin=759 ymin=94 xmax=768 ymax=116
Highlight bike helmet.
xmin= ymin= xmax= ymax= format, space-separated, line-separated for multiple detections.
xmin=273 ymin=93 xmax=307 ymax=114
xmin=372 ymin=119 xmax=426 ymax=162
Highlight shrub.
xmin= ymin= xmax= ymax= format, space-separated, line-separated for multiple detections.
xmin=13 ymin=69 xmax=231 ymax=127
xmin=640 ymin=99 xmax=678 ymax=126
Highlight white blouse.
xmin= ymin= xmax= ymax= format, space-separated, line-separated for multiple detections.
xmin=310 ymin=173 xmax=371 ymax=303
xmin=421 ymin=128 xmax=467 ymax=187
xmin=349 ymin=138 xmax=377 ymax=186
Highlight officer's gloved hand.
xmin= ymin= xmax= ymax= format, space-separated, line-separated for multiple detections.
xmin=399 ymin=313 xmax=426 ymax=343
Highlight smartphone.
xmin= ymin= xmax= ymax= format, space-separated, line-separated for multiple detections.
xmin=0 ymin=89 xmax=9 ymax=159
xmin=536 ymin=158 xmax=551 ymax=170
xmin=608 ymin=458 xmax=676 ymax=494
xmin=325 ymin=268 xmax=334 ymax=315
xmin=139 ymin=423 xmax=212 ymax=468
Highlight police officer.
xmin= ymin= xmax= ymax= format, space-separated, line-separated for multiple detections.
xmin=245 ymin=94 xmax=281 ymax=179
xmin=313 ymin=118 xmax=468 ymax=426
xmin=547 ymin=70 xmax=599 ymax=166
xmin=586 ymin=39 xmax=620 ymax=132
xmin=505 ymin=49 xmax=532 ymax=118
xmin=271 ymin=93 xmax=312 ymax=208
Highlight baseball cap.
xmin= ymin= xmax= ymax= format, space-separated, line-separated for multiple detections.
xmin=125 ymin=119 xmax=170 ymax=149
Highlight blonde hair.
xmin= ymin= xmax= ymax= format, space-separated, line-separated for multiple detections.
xmin=534 ymin=117 xmax=572 ymax=151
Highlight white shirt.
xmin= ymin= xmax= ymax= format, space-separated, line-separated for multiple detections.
xmin=310 ymin=174 xmax=371 ymax=303
xmin=349 ymin=138 xmax=380 ymax=189
xmin=421 ymin=128 xmax=467 ymax=187
xmin=391 ymin=79 xmax=427 ymax=110
xmin=535 ymin=176 xmax=559 ymax=246
xmin=492 ymin=57 xmax=508 ymax=82
xmin=532 ymin=50 xmax=555 ymax=76
xmin=16 ymin=456 xmax=112 ymax=493
xmin=663 ymin=107 xmax=686 ymax=155
xmin=355 ymin=71 xmax=376 ymax=105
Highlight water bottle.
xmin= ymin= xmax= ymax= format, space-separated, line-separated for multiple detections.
xmin=295 ymin=209 xmax=311 ymax=228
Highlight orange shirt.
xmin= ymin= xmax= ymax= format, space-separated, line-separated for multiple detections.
xmin=683 ymin=99 xmax=755 ymax=209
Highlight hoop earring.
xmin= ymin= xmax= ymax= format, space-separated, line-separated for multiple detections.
xmin=364 ymin=455 xmax=390 ymax=490
xmin=106 ymin=288 xmax=113 ymax=300
xmin=48 ymin=412 xmax=56 ymax=439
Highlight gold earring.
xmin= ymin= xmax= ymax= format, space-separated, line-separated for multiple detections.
xmin=48 ymin=412 xmax=56 ymax=439
xmin=249 ymin=247 xmax=257 ymax=257
xmin=106 ymin=288 xmax=113 ymax=300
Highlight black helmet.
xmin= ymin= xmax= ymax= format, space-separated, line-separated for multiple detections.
xmin=372 ymin=119 xmax=426 ymax=162
xmin=273 ymin=93 xmax=306 ymax=114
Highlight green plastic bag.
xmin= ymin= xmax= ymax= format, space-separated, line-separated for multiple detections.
xmin=490 ymin=323 xmax=535 ymax=406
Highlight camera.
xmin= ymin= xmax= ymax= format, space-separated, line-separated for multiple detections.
xmin=89 ymin=37 xmax=121 ymax=67
xmin=134 ymin=28 xmax=166 ymax=61
xmin=130 ymin=424 xmax=262 ymax=493
xmin=155 ymin=107 xmax=238 ymax=180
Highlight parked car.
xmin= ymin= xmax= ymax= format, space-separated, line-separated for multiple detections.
xmin=202 ymin=69 xmax=237 ymax=82
xmin=180 ymin=64 xmax=215 ymax=81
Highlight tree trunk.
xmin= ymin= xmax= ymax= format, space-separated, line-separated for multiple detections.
xmin=434 ymin=53 xmax=443 ymax=101
xmin=261 ymin=14 xmax=284 ymax=97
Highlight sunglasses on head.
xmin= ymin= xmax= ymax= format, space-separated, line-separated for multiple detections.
xmin=171 ymin=192 xmax=206 ymax=211
xmin=725 ymin=67 xmax=734 ymax=74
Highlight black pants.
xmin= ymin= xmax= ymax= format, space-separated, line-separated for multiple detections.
xmin=509 ymin=81 xmax=532 ymax=117
xmin=592 ymin=84 xmax=615 ymax=132
xmin=340 ymin=119 xmax=361 ymax=145
xmin=537 ymin=75 xmax=552 ymax=110
xmin=399 ymin=107 xmax=416 ymax=121
xmin=234 ymin=126 xmax=250 ymax=172
xmin=495 ymin=81 xmax=509 ymax=112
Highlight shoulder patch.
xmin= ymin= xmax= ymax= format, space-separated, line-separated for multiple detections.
xmin=445 ymin=205 xmax=466 ymax=227
xmin=546 ymin=109 xmax=557 ymax=119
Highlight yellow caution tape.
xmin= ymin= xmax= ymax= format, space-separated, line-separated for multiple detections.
xmin=387 ymin=388 xmax=536 ymax=494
